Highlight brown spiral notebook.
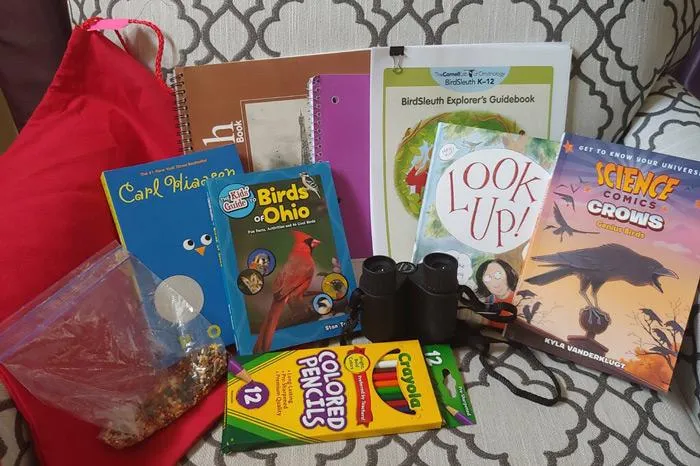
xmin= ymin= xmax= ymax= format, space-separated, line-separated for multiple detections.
xmin=174 ymin=50 xmax=369 ymax=172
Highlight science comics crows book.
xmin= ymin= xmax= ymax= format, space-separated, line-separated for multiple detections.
xmin=207 ymin=162 xmax=356 ymax=355
xmin=505 ymin=133 xmax=700 ymax=391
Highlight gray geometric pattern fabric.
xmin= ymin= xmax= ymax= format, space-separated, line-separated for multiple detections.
xmin=4 ymin=2 xmax=700 ymax=465
xmin=2 ymin=324 xmax=700 ymax=465
xmin=625 ymin=74 xmax=700 ymax=160
xmin=181 ymin=331 xmax=700 ymax=465
xmin=0 ymin=384 xmax=35 ymax=466
xmin=66 ymin=0 xmax=700 ymax=141
xmin=624 ymin=76 xmax=700 ymax=441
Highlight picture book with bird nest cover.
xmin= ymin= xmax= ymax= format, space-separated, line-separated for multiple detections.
xmin=505 ymin=133 xmax=700 ymax=391
xmin=207 ymin=162 xmax=356 ymax=355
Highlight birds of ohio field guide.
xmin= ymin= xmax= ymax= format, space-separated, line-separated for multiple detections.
xmin=206 ymin=162 xmax=356 ymax=355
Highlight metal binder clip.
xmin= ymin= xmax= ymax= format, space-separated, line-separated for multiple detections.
xmin=389 ymin=46 xmax=405 ymax=74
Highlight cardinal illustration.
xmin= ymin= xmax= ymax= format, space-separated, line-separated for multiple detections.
xmin=253 ymin=230 xmax=320 ymax=353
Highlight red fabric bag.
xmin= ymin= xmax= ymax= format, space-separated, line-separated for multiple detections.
xmin=0 ymin=18 xmax=224 ymax=466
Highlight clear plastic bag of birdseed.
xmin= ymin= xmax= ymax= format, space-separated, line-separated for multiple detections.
xmin=0 ymin=242 xmax=226 ymax=449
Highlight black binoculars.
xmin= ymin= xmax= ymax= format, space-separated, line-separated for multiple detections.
xmin=353 ymin=252 xmax=461 ymax=343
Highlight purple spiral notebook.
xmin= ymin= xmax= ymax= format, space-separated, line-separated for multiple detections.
xmin=309 ymin=74 xmax=372 ymax=258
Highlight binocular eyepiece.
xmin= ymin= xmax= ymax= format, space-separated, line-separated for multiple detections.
xmin=357 ymin=253 xmax=460 ymax=344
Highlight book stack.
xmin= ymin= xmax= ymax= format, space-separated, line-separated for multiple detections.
xmin=97 ymin=40 xmax=700 ymax=450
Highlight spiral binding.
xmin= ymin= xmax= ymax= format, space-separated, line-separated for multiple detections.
xmin=309 ymin=75 xmax=323 ymax=162
xmin=172 ymin=72 xmax=193 ymax=153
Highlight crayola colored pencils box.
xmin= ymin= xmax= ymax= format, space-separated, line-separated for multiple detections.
xmin=222 ymin=340 xmax=442 ymax=452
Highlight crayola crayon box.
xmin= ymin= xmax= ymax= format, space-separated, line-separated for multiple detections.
xmin=222 ymin=340 xmax=442 ymax=452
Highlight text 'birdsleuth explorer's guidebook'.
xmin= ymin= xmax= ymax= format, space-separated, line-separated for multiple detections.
xmin=207 ymin=162 xmax=356 ymax=355
xmin=370 ymin=43 xmax=571 ymax=262
xmin=505 ymin=133 xmax=700 ymax=391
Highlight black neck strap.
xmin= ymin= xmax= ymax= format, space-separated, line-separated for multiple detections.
xmin=341 ymin=286 xmax=564 ymax=407
xmin=456 ymin=285 xmax=563 ymax=406
xmin=458 ymin=285 xmax=518 ymax=322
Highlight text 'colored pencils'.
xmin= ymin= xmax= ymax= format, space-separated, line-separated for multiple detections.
xmin=228 ymin=357 xmax=253 ymax=383
xmin=446 ymin=405 xmax=473 ymax=426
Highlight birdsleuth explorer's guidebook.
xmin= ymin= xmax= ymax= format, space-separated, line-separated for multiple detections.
xmin=505 ymin=133 xmax=700 ymax=391
xmin=370 ymin=43 xmax=571 ymax=262
xmin=207 ymin=162 xmax=356 ymax=355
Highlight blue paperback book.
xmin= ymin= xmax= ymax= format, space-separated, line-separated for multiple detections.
xmin=206 ymin=162 xmax=357 ymax=355
xmin=101 ymin=145 xmax=243 ymax=346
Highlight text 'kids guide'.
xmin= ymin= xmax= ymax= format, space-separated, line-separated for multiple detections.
xmin=207 ymin=162 xmax=356 ymax=355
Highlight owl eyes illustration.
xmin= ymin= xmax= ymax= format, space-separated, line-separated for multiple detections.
xmin=182 ymin=233 xmax=213 ymax=255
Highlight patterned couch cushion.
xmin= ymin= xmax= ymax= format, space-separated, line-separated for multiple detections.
xmin=178 ymin=335 xmax=700 ymax=465
xmin=4 ymin=319 xmax=700 ymax=465
xmin=624 ymin=74 xmax=700 ymax=439
xmin=67 ymin=0 xmax=700 ymax=141
xmin=0 ymin=383 xmax=34 ymax=466
xmin=625 ymin=74 xmax=700 ymax=160
xmin=2 ymin=2 xmax=697 ymax=465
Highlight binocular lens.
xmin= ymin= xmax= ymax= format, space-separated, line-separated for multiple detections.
xmin=423 ymin=252 xmax=457 ymax=271
xmin=360 ymin=256 xmax=398 ymax=296
xmin=425 ymin=254 xmax=456 ymax=271
xmin=422 ymin=253 xmax=458 ymax=292
xmin=363 ymin=256 xmax=396 ymax=274
xmin=365 ymin=258 xmax=394 ymax=274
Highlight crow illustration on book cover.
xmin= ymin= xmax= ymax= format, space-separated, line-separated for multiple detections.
xmin=543 ymin=203 xmax=598 ymax=242
xmin=526 ymin=243 xmax=678 ymax=338
xmin=553 ymin=191 xmax=576 ymax=210
xmin=526 ymin=243 xmax=678 ymax=307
